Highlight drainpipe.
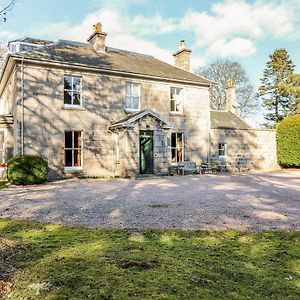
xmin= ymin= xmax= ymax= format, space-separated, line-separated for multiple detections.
xmin=107 ymin=127 xmax=116 ymax=177
xmin=20 ymin=57 xmax=24 ymax=155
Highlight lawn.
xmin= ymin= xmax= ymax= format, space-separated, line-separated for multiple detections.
xmin=0 ymin=219 xmax=299 ymax=299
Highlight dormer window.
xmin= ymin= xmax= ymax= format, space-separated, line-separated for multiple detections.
xmin=125 ymin=82 xmax=140 ymax=111
xmin=64 ymin=76 xmax=82 ymax=106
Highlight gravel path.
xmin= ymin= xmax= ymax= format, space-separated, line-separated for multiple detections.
xmin=0 ymin=170 xmax=299 ymax=231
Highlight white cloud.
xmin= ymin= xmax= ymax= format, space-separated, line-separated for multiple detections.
xmin=207 ymin=38 xmax=256 ymax=57
xmin=32 ymin=9 xmax=175 ymax=64
xmin=131 ymin=15 xmax=176 ymax=36
xmin=180 ymin=0 xmax=296 ymax=57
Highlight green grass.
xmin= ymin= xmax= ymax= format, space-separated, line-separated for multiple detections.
xmin=0 ymin=181 xmax=7 ymax=189
xmin=0 ymin=219 xmax=299 ymax=299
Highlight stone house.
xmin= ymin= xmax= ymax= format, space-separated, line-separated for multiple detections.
xmin=0 ymin=23 xmax=277 ymax=178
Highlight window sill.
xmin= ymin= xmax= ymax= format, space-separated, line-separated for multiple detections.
xmin=63 ymin=105 xmax=85 ymax=111
xmin=124 ymin=108 xmax=140 ymax=113
xmin=170 ymin=112 xmax=184 ymax=116
xmin=64 ymin=167 xmax=83 ymax=171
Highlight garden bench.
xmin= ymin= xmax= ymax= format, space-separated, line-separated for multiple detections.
xmin=177 ymin=161 xmax=200 ymax=175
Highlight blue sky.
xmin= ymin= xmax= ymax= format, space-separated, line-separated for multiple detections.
xmin=1 ymin=0 xmax=300 ymax=125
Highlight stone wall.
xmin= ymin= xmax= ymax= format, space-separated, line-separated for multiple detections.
xmin=210 ymin=128 xmax=279 ymax=171
xmin=8 ymin=62 xmax=210 ymax=178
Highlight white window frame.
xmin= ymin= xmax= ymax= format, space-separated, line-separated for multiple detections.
xmin=125 ymin=82 xmax=141 ymax=112
xmin=171 ymin=132 xmax=184 ymax=164
xmin=218 ymin=143 xmax=227 ymax=158
xmin=63 ymin=75 xmax=83 ymax=107
xmin=170 ymin=87 xmax=184 ymax=114
xmin=64 ymin=131 xmax=83 ymax=170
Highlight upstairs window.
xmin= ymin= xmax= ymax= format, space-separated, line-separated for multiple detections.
xmin=64 ymin=76 xmax=82 ymax=106
xmin=170 ymin=87 xmax=184 ymax=113
xmin=125 ymin=82 xmax=140 ymax=111
xmin=171 ymin=132 xmax=184 ymax=163
xmin=218 ymin=143 xmax=227 ymax=157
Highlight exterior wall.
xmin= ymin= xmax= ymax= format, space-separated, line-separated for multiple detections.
xmin=115 ymin=116 xmax=169 ymax=177
xmin=0 ymin=68 xmax=17 ymax=171
xmin=12 ymin=62 xmax=210 ymax=178
xmin=210 ymin=128 xmax=279 ymax=171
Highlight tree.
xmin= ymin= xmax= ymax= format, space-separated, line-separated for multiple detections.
xmin=0 ymin=0 xmax=17 ymax=22
xmin=279 ymin=74 xmax=300 ymax=115
xmin=257 ymin=48 xmax=295 ymax=127
xmin=196 ymin=59 xmax=256 ymax=118
xmin=276 ymin=114 xmax=300 ymax=168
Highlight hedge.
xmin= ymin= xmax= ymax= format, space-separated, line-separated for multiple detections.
xmin=7 ymin=155 xmax=49 ymax=185
xmin=276 ymin=114 xmax=300 ymax=168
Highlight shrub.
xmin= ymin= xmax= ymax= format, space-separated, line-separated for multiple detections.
xmin=276 ymin=114 xmax=300 ymax=168
xmin=7 ymin=155 xmax=49 ymax=185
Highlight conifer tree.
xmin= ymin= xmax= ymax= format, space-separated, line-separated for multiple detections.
xmin=280 ymin=74 xmax=300 ymax=115
xmin=258 ymin=48 xmax=295 ymax=127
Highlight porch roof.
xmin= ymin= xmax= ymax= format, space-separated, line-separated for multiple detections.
xmin=109 ymin=109 xmax=172 ymax=130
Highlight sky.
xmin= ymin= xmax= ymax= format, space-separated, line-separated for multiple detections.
xmin=1 ymin=0 xmax=300 ymax=126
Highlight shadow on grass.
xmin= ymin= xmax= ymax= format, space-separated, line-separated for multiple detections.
xmin=1 ymin=219 xmax=300 ymax=299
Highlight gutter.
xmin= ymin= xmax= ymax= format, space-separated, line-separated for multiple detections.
xmin=10 ymin=55 xmax=211 ymax=88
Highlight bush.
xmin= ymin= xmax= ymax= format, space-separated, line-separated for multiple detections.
xmin=276 ymin=114 xmax=300 ymax=168
xmin=7 ymin=155 xmax=49 ymax=185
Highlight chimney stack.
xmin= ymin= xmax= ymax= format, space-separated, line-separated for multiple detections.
xmin=225 ymin=79 xmax=236 ymax=114
xmin=173 ymin=40 xmax=191 ymax=72
xmin=87 ymin=22 xmax=107 ymax=53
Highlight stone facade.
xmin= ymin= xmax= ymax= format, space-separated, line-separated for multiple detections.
xmin=210 ymin=128 xmax=279 ymax=171
xmin=0 ymin=62 xmax=211 ymax=178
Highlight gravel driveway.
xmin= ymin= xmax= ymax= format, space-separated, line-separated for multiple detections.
xmin=0 ymin=170 xmax=299 ymax=231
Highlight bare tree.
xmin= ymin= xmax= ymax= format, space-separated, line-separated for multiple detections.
xmin=196 ymin=59 xmax=257 ymax=118
xmin=0 ymin=0 xmax=17 ymax=22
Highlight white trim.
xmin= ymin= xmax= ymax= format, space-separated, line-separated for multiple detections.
xmin=63 ymin=75 xmax=83 ymax=106
xmin=63 ymin=104 xmax=85 ymax=110
xmin=64 ymin=130 xmax=83 ymax=168
xmin=64 ymin=166 xmax=83 ymax=171
xmin=170 ymin=86 xmax=184 ymax=114
xmin=171 ymin=132 xmax=184 ymax=163
xmin=218 ymin=143 xmax=227 ymax=158
xmin=124 ymin=81 xmax=141 ymax=111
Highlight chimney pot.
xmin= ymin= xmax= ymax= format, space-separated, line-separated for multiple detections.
xmin=225 ymin=79 xmax=236 ymax=114
xmin=173 ymin=40 xmax=192 ymax=72
xmin=179 ymin=40 xmax=186 ymax=50
xmin=87 ymin=22 xmax=107 ymax=53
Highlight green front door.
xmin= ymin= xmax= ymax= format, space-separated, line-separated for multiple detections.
xmin=140 ymin=130 xmax=154 ymax=174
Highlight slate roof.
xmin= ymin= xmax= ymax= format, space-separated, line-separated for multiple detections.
xmin=9 ymin=37 xmax=53 ymax=45
xmin=11 ymin=39 xmax=210 ymax=86
xmin=210 ymin=111 xmax=251 ymax=130
xmin=109 ymin=109 xmax=172 ymax=130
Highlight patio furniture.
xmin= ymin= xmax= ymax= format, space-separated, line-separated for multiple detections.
xmin=177 ymin=161 xmax=200 ymax=175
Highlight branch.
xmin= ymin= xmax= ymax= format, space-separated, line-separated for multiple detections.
xmin=0 ymin=0 xmax=17 ymax=21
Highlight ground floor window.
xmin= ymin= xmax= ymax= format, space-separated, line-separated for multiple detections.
xmin=0 ymin=131 xmax=4 ymax=165
xmin=64 ymin=131 xmax=82 ymax=168
xmin=218 ymin=143 xmax=227 ymax=157
xmin=171 ymin=132 xmax=184 ymax=163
